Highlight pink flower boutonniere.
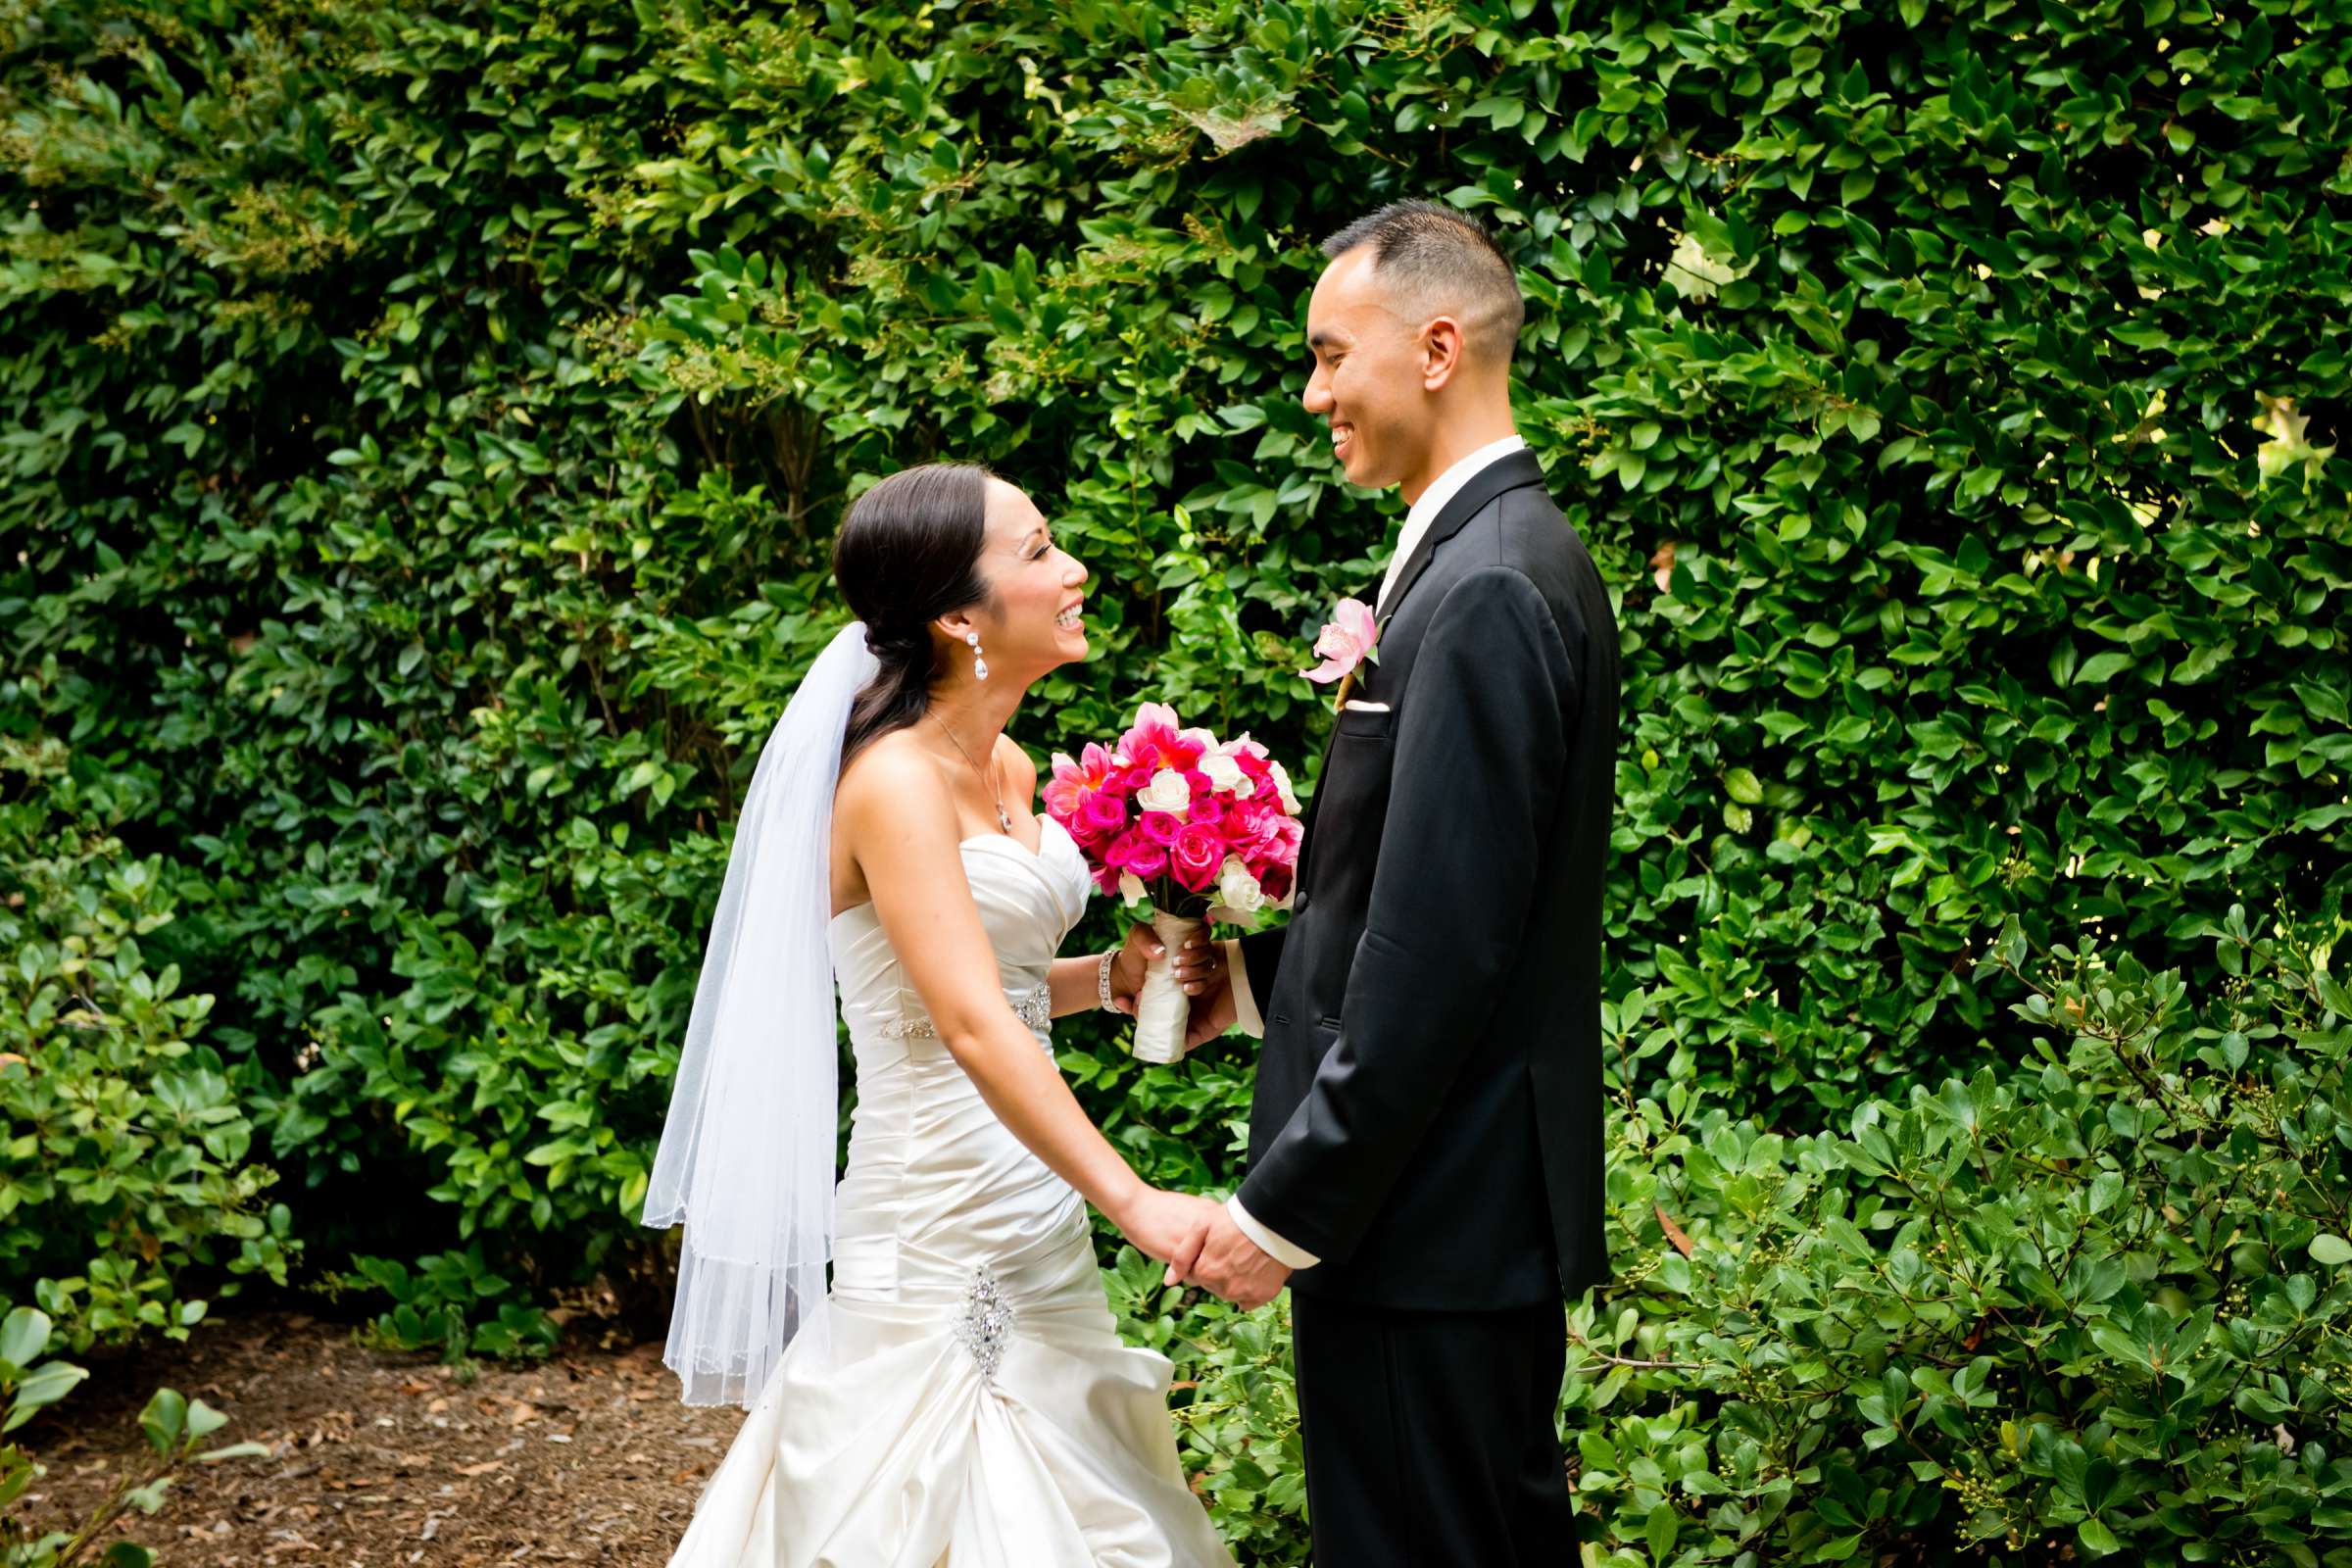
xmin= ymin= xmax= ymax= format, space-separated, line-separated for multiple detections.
xmin=1302 ymin=598 xmax=1379 ymax=704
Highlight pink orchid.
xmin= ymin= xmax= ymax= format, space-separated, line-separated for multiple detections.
xmin=1117 ymin=702 xmax=1198 ymax=775
xmin=1042 ymin=743 xmax=1118 ymax=821
xmin=1302 ymin=598 xmax=1380 ymax=685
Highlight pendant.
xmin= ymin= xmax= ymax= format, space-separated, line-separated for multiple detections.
xmin=998 ymin=807 xmax=1014 ymax=834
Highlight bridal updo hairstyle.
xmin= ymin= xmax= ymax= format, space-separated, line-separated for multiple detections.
xmin=833 ymin=462 xmax=999 ymax=764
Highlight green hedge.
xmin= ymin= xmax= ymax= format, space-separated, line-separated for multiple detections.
xmin=1572 ymin=911 xmax=2352 ymax=1564
xmin=0 ymin=743 xmax=294 ymax=1352
xmin=4 ymin=0 xmax=2351 ymax=1557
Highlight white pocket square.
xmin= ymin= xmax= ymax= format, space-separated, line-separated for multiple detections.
xmin=1340 ymin=700 xmax=1392 ymax=712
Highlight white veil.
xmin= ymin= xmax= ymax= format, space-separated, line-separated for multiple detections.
xmin=644 ymin=620 xmax=878 ymax=1407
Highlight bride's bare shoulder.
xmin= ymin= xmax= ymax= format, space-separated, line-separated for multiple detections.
xmin=836 ymin=729 xmax=953 ymax=827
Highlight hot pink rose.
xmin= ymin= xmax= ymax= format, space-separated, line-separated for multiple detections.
xmin=1257 ymin=815 xmax=1303 ymax=870
xmin=1138 ymin=810 xmax=1183 ymax=847
xmin=1106 ymin=829 xmax=1168 ymax=882
xmin=1075 ymin=791 xmax=1128 ymax=845
xmin=1224 ymin=797 xmax=1278 ymax=853
xmin=1187 ymin=795 xmax=1227 ymax=831
xmin=1259 ymin=862 xmax=1294 ymax=904
xmin=1170 ymin=824 xmax=1223 ymax=894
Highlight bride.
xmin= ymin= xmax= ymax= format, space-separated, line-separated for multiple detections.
xmin=645 ymin=462 xmax=1239 ymax=1567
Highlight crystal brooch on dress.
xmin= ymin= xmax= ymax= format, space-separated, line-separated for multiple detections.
xmin=955 ymin=1264 xmax=1015 ymax=1381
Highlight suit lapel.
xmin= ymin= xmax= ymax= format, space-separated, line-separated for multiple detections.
xmin=1293 ymin=450 xmax=1547 ymax=901
xmin=1376 ymin=449 xmax=1546 ymax=635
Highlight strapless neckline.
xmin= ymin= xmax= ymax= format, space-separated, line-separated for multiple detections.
xmin=829 ymin=815 xmax=1081 ymax=927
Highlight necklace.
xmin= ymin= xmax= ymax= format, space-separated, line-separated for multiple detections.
xmin=930 ymin=710 xmax=1014 ymax=836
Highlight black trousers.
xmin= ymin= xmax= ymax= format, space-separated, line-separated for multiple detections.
xmin=1291 ymin=1294 xmax=1578 ymax=1567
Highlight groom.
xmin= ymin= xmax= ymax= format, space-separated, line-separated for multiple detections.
xmin=1181 ymin=202 xmax=1619 ymax=1563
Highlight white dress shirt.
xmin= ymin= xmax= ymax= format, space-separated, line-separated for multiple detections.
xmin=1215 ymin=432 xmax=1528 ymax=1270
xmin=1375 ymin=432 xmax=1528 ymax=613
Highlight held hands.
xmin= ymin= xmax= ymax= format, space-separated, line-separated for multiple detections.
xmin=1186 ymin=1204 xmax=1291 ymax=1310
xmin=1114 ymin=1189 xmax=1291 ymax=1306
xmin=1116 ymin=1187 xmax=1223 ymax=1285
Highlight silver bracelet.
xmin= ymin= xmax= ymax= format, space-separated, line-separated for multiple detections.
xmin=1097 ymin=949 xmax=1120 ymax=1012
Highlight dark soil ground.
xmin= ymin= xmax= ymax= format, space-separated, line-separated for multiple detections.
xmin=15 ymin=1308 xmax=744 ymax=1565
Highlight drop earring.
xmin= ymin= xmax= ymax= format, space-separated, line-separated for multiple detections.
xmin=966 ymin=630 xmax=989 ymax=682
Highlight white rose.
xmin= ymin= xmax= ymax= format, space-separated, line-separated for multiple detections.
xmin=1199 ymin=752 xmax=1251 ymax=797
xmin=1136 ymin=767 xmax=1191 ymax=815
xmin=1268 ymin=761 xmax=1301 ymax=816
xmin=1119 ymin=873 xmax=1148 ymax=906
xmin=1216 ymin=856 xmax=1264 ymax=913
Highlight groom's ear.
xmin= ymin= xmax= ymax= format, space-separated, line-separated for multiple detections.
xmin=1420 ymin=316 xmax=1468 ymax=391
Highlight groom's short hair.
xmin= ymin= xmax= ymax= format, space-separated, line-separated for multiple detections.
xmin=1321 ymin=201 xmax=1525 ymax=366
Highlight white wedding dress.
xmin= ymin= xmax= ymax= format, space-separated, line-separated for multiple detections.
xmin=667 ymin=816 xmax=1234 ymax=1568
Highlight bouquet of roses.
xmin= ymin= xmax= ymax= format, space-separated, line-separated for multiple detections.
xmin=1043 ymin=703 xmax=1304 ymax=1062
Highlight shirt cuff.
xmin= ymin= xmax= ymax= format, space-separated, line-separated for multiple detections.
xmin=1225 ymin=1195 xmax=1320 ymax=1270
xmin=1219 ymin=939 xmax=1265 ymax=1039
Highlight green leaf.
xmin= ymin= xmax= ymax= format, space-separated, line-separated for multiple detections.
xmin=0 ymin=1307 xmax=50 ymax=1370
xmin=2075 ymin=652 xmax=2134 ymax=686
xmin=1644 ymin=1499 xmax=1678 ymax=1561
xmin=1470 ymin=95 xmax=1525 ymax=129
xmin=4 ymin=1362 xmax=88 ymax=1431
xmin=139 ymin=1388 xmax=189 ymax=1456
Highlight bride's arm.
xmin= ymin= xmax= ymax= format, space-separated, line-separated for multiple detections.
xmin=838 ymin=746 xmax=1215 ymax=1271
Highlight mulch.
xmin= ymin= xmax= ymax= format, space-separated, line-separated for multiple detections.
xmin=15 ymin=1308 xmax=748 ymax=1565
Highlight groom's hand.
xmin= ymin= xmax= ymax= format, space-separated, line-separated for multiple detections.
xmin=1108 ymin=922 xmax=1224 ymax=1017
xmin=1187 ymin=1206 xmax=1290 ymax=1310
xmin=1185 ymin=976 xmax=1237 ymax=1052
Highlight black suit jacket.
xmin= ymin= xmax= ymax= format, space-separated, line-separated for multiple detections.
xmin=1236 ymin=450 xmax=1619 ymax=1309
